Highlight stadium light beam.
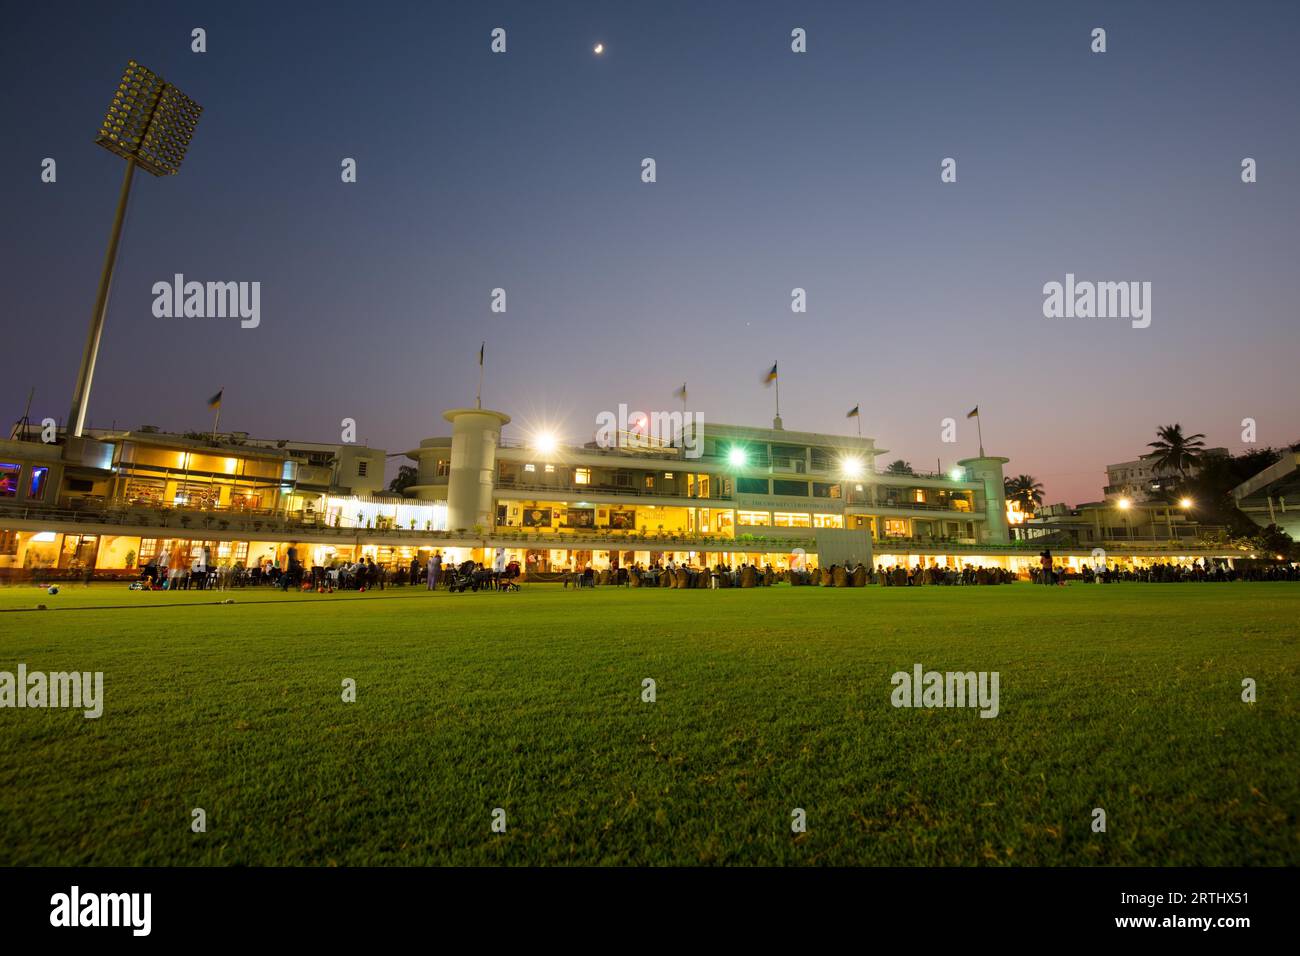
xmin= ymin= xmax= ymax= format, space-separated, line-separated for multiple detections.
xmin=68 ymin=61 xmax=202 ymax=437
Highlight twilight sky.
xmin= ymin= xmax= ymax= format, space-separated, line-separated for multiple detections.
xmin=3 ymin=0 xmax=1298 ymax=505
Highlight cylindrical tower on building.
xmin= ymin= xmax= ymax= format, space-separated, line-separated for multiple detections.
xmin=958 ymin=455 xmax=1011 ymax=544
xmin=443 ymin=408 xmax=510 ymax=532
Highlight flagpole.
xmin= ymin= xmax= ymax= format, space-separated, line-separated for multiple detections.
xmin=775 ymin=371 xmax=781 ymax=420
xmin=856 ymin=407 xmax=861 ymax=438
xmin=976 ymin=413 xmax=984 ymax=457
xmin=210 ymin=387 xmax=223 ymax=443
xmin=476 ymin=342 xmax=484 ymax=410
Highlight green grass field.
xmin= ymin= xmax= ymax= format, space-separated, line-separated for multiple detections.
xmin=0 ymin=581 xmax=1296 ymax=866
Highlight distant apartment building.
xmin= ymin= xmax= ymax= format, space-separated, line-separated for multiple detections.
xmin=1103 ymin=448 xmax=1228 ymax=503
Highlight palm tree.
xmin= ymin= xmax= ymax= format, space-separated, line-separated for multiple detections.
xmin=1003 ymin=474 xmax=1044 ymax=515
xmin=1146 ymin=424 xmax=1207 ymax=479
xmin=885 ymin=459 xmax=913 ymax=476
xmin=387 ymin=465 xmax=419 ymax=495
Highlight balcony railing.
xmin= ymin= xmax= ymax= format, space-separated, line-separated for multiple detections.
xmin=873 ymin=499 xmax=975 ymax=513
xmin=494 ymin=478 xmax=731 ymax=501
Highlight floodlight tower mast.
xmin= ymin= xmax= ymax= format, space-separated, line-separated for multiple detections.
xmin=67 ymin=61 xmax=202 ymax=437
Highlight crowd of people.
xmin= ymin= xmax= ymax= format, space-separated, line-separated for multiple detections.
xmin=1025 ymin=549 xmax=1299 ymax=585
xmin=127 ymin=543 xmax=1295 ymax=593
xmin=551 ymin=558 xmax=1016 ymax=588
xmin=1063 ymin=561 xmax=1299 ymax=584
xmin=875 ymin=564 xmax=1015 ymax=586
xmin=133 ymin=546 xmax=530 ymax=594
xmin=561 ymin=560 xmax=789 ymax=589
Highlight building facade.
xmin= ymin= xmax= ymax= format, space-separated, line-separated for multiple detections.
xmin=0 ymin=410 xmax=1254 ymax=581
xmin=1104 ymin=448 xmax=1228 ymax=503
xmin=401 ymin=408 xmax=1010 ymax=574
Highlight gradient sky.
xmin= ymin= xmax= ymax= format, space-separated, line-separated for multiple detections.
xmin=4 ymin=0 xmax=1298 ymax=504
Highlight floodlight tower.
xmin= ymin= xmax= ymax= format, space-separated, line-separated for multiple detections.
xmin=67 ymin=61 xmax=202 ymax=437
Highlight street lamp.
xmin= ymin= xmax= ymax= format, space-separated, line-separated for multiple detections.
xmin=68 ymin=61 xmax=203 ymax=437
xmin=1167 ymin=496 xmax=1194 ymax=538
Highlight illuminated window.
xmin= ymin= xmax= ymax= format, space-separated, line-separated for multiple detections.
xmin=138 ymin=538 xmax=160 ymax=561
xmin=0 ymin=463 xmax=18 ymax=497
xmin=436 ymin=459 xmax=450 ymax=477
xmin=524 ymin=464 xmax=536 ymax=472
xmin=737 ymin=510 xmax=771 ymax=526
xmin=0 ymin=531 xmax=18 ymax=555
xmin=574 ymin=468 xmax=591 ymax=484
xmin=884 ymin=519 xmax=908 ymax=537
xmin=28 ymin=466 xmax=49 ymax=500
xmin=773 ymin=512 xmax=811 ymax=528
xmin=645 ymin=475 xmax=654 ymax=489
xmin=913 ymin=489 xmax=925 ymax=503
xmin=812 ymin=514 xmax=843 ymax=528
xmin=664 ymin=472 xmax=674 ymax=479
xmin=544 ymin=464 xmax=555 ymax=473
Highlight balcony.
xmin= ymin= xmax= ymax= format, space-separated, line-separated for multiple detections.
xmin=873 ymin=498 xmax=976 ymax=514
xmin=494 ymin=477 xmax=731 ymax=501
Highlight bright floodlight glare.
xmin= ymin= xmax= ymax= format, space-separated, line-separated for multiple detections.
xmin=1117 ymin=497 xmax=1132 ymax=510
xmin=840 ymin=456 xmax=864 ymax=480
xmin=96 ymin=60 xmax=202 ymax=177
xmin=727 ymin=447 xmax=748 ymax=468
xmin=532 ymin=431 xmax=558 ymax=455
xmin=1179 ymin=497 xmax=1193 ymax=508
xmin=949 ymin=467 xmax=965 ymax=482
